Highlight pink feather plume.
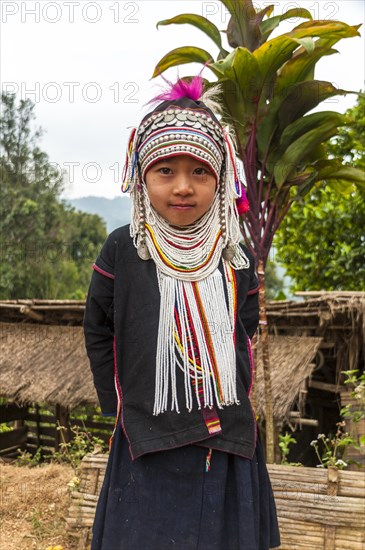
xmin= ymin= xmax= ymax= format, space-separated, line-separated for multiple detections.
xmin=149 ymin=76 xmax=204 ymax=104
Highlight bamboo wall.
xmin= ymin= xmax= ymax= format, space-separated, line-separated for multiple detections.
xmin=66 ymin=455 xmax=365 ymax=550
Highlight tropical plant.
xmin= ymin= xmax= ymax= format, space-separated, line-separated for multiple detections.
xmin=152 ymin=0 xmax=364 ymax=461
xmin=276 ymin=94 xmax=365 ymax=291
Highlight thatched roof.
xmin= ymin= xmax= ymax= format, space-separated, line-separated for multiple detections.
xmin=252 ymin=335 xmax=322 ymax=424
xmin=1 ymin=293 xmax=362 ymax=411
xmin=268 ymin=292 xmax=365 ymax=334
xmin=1 ymin=320 xmax=322 ymax=419
xmin=0 ymin=323 xmax=97 ymax=407
xmin=0 ymin=300 xmax=85 ymax=325
xmin=268 ymin=293 xmax=364 ymax=379
xmin=2 ymin=293 xmax=364 ymax=330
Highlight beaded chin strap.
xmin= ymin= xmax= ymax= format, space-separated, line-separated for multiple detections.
xmin=121 ymin=89 xmax=250 ymax=415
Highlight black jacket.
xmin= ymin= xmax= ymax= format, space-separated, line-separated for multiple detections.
xmin=83 ymin=225 xmax=260 ymax=459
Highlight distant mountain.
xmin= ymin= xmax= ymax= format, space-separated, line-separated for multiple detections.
xmin=66 ymin=196 xmax=131 ymax=233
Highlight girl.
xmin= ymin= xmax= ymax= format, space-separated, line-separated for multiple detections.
xmin=83 ymin=77 xmax=280 ymax=550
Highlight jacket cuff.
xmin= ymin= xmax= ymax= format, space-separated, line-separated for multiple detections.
xmin=247 ymin=284 xmax=260 ymax=295
xmin=96 ymin=389 xmax=118 ymax=416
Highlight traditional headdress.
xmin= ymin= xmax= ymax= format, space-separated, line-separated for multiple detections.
xmin=122 ymin=77 xmax=250 ymax=421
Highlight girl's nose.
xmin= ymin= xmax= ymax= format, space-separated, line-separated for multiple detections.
xmin=173 ymin=175 xmax=193 ymax=195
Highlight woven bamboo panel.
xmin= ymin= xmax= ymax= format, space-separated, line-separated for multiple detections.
xmin=340 ymin=391 xmax=365 ymax=470
xmin=66 ymin=454 xmax=108 ymax=549
xmin=66 ymin=456 xmax=365 ymax=550
xmin=269 ymin=465 xmax=365 ymax=550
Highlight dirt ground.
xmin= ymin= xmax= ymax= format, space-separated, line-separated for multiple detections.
xmin=0 ymin=460 xmax=78 ymax=550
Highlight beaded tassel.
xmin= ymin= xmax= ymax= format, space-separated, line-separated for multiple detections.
xmin=221 ymin=130 xmax=247 ymax=255
xmin=121 ymin=127 xmax=139 ymax=193
xmin=136 ymin=191 xmax=151 ymax=260
xmin=153 ymin=265 xmax=239 ymax=415
xmin=206 ymin=448 xmax=213 ymax=472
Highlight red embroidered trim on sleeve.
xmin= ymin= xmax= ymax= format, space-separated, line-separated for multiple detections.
xmin=247 ymin=285 xmax=259 ymax=295
xmin=92 ymin=263 xmax=115 ymax=280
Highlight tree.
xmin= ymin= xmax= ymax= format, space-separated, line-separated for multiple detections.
xmin=0 ymin=92 xmax=107 ymax=299
xmin=275 ymin=95 xmax=365 ymax=291
xmin=152 ymin=1 xmax=364 ymax=461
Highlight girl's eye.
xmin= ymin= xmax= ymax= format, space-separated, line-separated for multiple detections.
xmin=158 ymin=167 xmax=172 ymax=175
xmin=194 ymin=167 xmax=208 ymax=175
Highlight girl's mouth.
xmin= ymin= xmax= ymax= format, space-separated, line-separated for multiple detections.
xmin=169 ymin=204 xmax=195 ymax=209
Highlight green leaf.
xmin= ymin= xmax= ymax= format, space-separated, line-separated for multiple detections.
xmin=291 ymin=172 xmax=321 ymax=198
xmin=253 ymin=36 xmax=303 ymax=90
xmin=288 ymin=20 xmax=361 ymax=40
xmin=210 ymin=48 xmax=260 ymax=147
xmin=256 ymin=5 xmax=275 ymax=26
xmin=275 ymin=96 xmax=365 ymax=292
xmin=257 ymin=80 xmax=346 ymax=160
xmin=279 ymin=112 xmax=346 ymax=152
xmin=223 ymin=0 xmax=262 ymax=51
xmin=152 ymin=47 xmax=214 ymax=78
xmin=295 ymin=38 xmax=315 ymax=54
xmin=210 ymin=49 xmax=235 ymax=76
xmin=303 ymin=160 xmax=365 ymax=192
xmin=210 ymin=48 xmax=260 ymax=145
xmin=157 ymin=14 xmax=228 ymax=55
xmin=211 ymin=47 xmax=260 ymax=100
xmin=219 ymin=80 xmax=254 ymax=147
xmin=275 ymin=46 xmax=337 ymax=95
xmin=277 ymin=81 xmax=351 ymax=131
xmin=323 ymin=169 xmax=365 ymax=191
xmin=256 ymin=47 xmax=337 ymax=156
xmin=274 ymin=120 xmax=347 ymax=186
xmin=261 ymin=8 xmax=313 ymax=41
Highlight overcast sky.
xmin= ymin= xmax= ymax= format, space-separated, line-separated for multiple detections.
xmin=1 ymin=0 xmax=364 ymax=199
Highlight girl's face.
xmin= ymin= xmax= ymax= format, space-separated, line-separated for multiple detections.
xmin=145 ymin=155 xmax=217 ymax=226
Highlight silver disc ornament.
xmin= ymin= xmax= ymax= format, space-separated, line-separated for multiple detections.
xmin=222 ymin=244 xmax=236 ymax=262
xmin=137 ymin=242 xmax=151 ymax=260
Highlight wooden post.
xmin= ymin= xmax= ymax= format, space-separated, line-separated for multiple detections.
xmin=258 ymin=260 xmax=275 ymax=463
xmin=35 ymin=404 xmax=41 ymax=449
xmin=55 ymin=404 xmax=71 ymax=451
xmin=13 ymin=419 xmax=24 ymax=429
xmin=324 ymin=466 xmax=338 ymax=550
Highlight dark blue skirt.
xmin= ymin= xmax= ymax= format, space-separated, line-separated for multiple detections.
xmin=92 ymin=421 xmax=280 ymax=550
